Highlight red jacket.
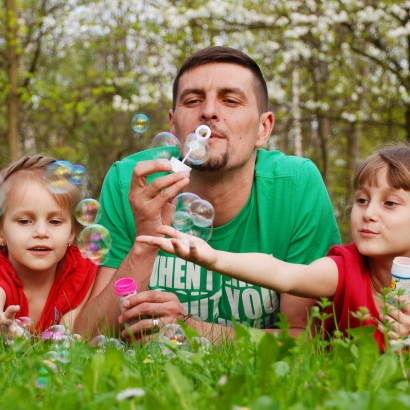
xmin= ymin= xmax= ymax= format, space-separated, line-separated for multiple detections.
xmin=0 ymin=246 xmax=97 ymax=331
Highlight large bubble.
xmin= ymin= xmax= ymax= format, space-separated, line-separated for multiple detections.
xmin=45 ymin=161 xmax=74 ymax=194
xmin=78 ymin=224 xmax=112 ymax=264
xmin=170 ymin=193 xmax=214 ymax=245
xmin=182 ymin=133 xmax=210 ymax=165
xmin=131 ymin=113 xmax=150 ymax=133
xmin=75 ymin=199 xmax=102 ymax=226
xmin=151 ymin=132 xmax=181 ymax=160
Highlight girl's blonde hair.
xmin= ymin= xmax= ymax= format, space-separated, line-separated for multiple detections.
xmin=354 ymin=144 xmax=410 ymax=191
xmin=0 ymin=155 xmax=83 ymax=239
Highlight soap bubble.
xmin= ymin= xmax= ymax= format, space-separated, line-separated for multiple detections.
xmin=89 ymin=335 xmax=125 ymax=352
xmin=183 ymin=134 xmax=209 ymax=165
xmin=40 ymin=325 xmax=68 ymax=340
xmin=15 ymin=316 xmax=33 ymax=331
xmin=152 ymin=132 xmax=181 ymax=160
xmin=191 ymin=337 xmax=212 ymax=354
xmin=0 ymin=176 xmax=6 ymax=216
xmin=46 ymin=161 xmax=74 ymax=194
xmin=78 ymin=224 xmax=112 ymax=264
xmin=190 ymin=199 xmax=215 ymax=228
xmin=75 ymin=199 xmax=102 ymax=226
xmin=158 ymin=324 xmax=187 ymax=345
xmin=170 ymin=193 xmax=214 ymax=245
xmin=131 ymin=113 xmax=150 ymax=133
xmin=35 ymin=366 xmax=50 ymax=389
xmin=70 ymin=165 xmax=86 ymax=185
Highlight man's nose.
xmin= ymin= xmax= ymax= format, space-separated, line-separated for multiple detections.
xmin=200 ymin=97 xmax=218 ymax=121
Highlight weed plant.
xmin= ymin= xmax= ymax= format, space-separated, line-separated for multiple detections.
xmin=1 ymin=303 xmax=410 ymax=410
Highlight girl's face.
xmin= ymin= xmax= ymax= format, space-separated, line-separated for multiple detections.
xmin=0 ymin=180 xmax=75 ymax=277
xmin=351 ymin=165 xmax=410 ymax=261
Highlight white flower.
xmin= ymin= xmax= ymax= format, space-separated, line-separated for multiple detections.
xmin=116 ymin=388 xmax=146 ymax=401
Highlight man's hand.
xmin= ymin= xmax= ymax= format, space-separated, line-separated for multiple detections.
xmin=129 ymin=160 xmax=190 ymax=236
xmin=137 ymin=225 xmax=218 ymax=271
xmin=119 ymin=290 xmax=188 ymax=341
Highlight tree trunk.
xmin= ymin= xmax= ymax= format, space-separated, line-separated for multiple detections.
xmin=5 ymin=0 xmax=19 ymax=161
xmin=406 ymin=105 xmax=410 ymax=142
xmin=292 ymin=59 xmax=302 ymax=157
xmin=317 ymin=115 xmax=332 ymax=195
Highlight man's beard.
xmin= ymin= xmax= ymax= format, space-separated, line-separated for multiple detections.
xmin=191 ymin=151 xmax=229 ymax=172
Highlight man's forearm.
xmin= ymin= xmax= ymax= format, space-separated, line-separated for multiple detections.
xmin=74 ymin=242 xmax=158 ymax=338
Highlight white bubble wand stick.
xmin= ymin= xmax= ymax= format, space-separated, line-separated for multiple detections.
xmin=169 ymin=125 xmax=211 ymax=173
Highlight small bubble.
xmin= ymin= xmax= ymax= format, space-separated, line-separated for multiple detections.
xmin=70 ymin=165 xmax=86 ymax=185
xmin=75 ymin=199 xmax=102 ymax=226
xmin=158 ymin=324 xmax=187 ymax=345
xmin=78 ymin=224 xmax=112 ymax=263
xmin=46 ymin=161 xmax=74 ymax=194
xmin=131 ymin=113 xmax=150 ymax=133
xmin=190 ymin=199 xmax=214 ymax=228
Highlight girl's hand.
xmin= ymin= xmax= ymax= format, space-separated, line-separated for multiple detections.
xmin=137 ymin=225 xmax=218 ymax=271
xmin=0 ymin=305 xmax=26 ymax=338
xmin=379 ymin=295 xmax=410 ymax=339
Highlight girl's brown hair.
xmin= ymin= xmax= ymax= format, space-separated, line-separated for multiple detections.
xmin=354 ymin=145 xmax=410 ymax=191
xmin=0 ymin=155 xmax=83 ymax=239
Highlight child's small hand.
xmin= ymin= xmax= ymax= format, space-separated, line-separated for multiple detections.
xmin=137 ymin=225 xmax=218 ymax=271
xmin=379 ymin=295 xmax=410 ymax=340
xmin=0 ymin=305 xmax=26 ymax=338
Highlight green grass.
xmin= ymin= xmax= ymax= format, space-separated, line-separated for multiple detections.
xmin=1 ymin=314 xmax=410 ymax=410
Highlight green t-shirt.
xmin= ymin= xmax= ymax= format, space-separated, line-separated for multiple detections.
xmin=99 ymin=148 xmax=341 ymax=328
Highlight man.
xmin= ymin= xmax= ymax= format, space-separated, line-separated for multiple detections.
xmin=75 ymin=46 xmax=341 ymax=340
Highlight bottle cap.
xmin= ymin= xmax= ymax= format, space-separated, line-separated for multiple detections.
xmin=392 ymin=257 xmax=410 ymax=279
xmin=114 ymin=278 xmax=137 ymax=296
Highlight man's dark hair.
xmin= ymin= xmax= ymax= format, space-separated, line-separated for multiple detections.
xmin=172 ymin=46 xmax=269 ymax=113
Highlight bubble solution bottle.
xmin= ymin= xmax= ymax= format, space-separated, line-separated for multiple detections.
xmin=114 ymin=278 xmax=137 ymax=325
xmin=391 ymin=257 xmax=410 ymax=295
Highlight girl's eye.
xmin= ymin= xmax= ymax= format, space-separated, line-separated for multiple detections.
xmin=49 ymin=220 xmax=62 ymax=225
xmin=357 ymin=198 xmax=368 ymax=204
xmin=18 ymin=219 xmax=30 ymax=225
xmin=385 ymin=201 xmax=397 ymax=207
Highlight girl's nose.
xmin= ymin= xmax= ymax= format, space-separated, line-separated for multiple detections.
xmin=363 ymin=202 xmax=378 ymax=222
xmin=33 ymin=222 xmax=49 ymax=238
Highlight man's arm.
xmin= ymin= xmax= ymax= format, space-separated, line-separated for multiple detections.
xmin=75 ymin=159 xmax=190 ymax=338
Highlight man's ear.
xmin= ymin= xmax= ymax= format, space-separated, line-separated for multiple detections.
xmin=169 ymin=109 xmax=176 ymax=135
xmin=255 ymin=111 xmax=275 ymax=148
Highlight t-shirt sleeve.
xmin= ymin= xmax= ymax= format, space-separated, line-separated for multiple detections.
xmin=98 ymin=163 xmax=135 ymax=269
xmin=285 ymin=160 xmax=341 ymax=264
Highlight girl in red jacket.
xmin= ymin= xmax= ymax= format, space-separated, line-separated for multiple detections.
xmin=0 ymin=155 xmax=97 ymax=335
xmin=138 ymin=145 xmax=410 ymax=350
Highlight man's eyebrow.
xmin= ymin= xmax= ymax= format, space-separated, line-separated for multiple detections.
xmin=178 ymin=88 xmax=205 ymax=101
xmin=219 ymin=87 xmax=247 ymax=99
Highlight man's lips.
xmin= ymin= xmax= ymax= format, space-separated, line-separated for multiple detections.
xmin=210 ymin=132 xmax=225 ymax=139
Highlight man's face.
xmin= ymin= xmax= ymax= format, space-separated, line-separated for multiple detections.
xmin=169 ymin=63 xmax=274 ymax=172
